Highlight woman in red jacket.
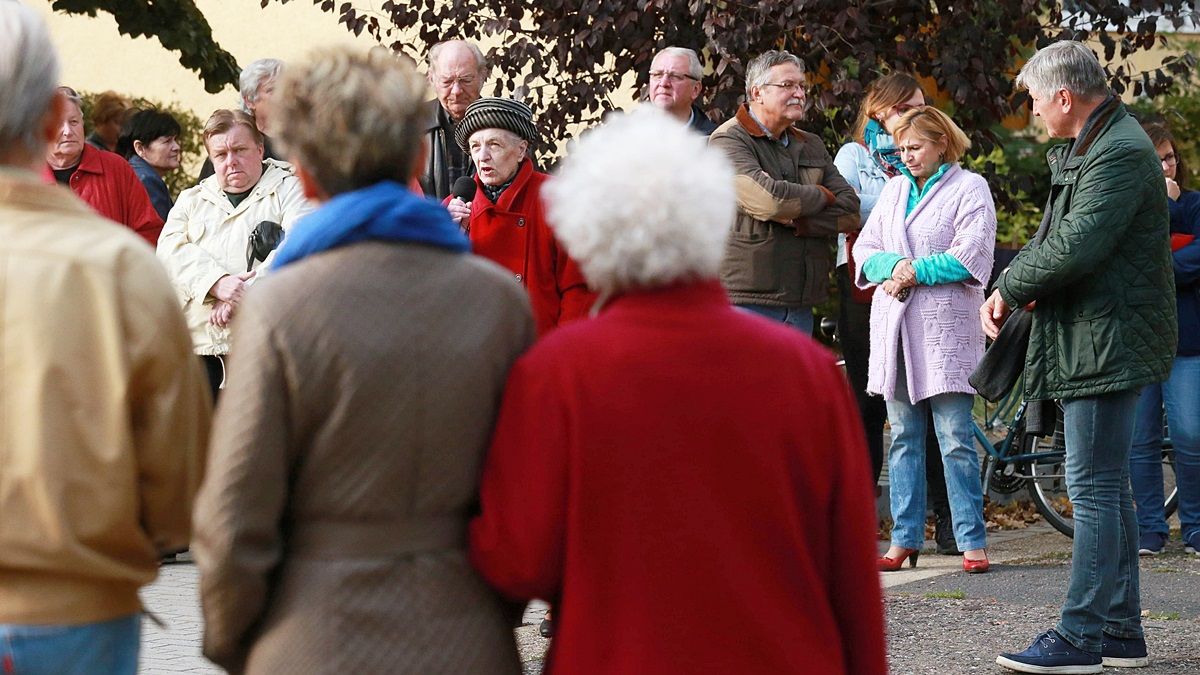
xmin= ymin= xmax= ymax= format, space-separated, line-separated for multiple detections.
xmin=446 ymin=97 xmax=594 ymax=335
xmin=469 ymin=108 xmax=887 ymax=675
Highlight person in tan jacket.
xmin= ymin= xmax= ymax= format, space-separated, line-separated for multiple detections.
xmin=0 ymin=5 xmax=211 ymax=674
xmin=192 ymin=46 xmax=532 ymax=674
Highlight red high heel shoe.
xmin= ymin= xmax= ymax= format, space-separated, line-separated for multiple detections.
xmin=962 ymin=552 xmax=990 ymax=574
xmin=878 ymin=547 xmax=920 ymax=571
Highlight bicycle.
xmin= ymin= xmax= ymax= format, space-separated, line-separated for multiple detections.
xmin=974 ymin=382 xmax=1178 ymax=538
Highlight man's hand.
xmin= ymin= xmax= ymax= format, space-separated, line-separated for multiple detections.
xmin=209 ymin=300 xmax=235 ymax=328
xmin=447 ymin=197 xmax=472 ymax=229
xmin=891 ymin=258 xmax=917 ymax=288
xmin=1166 ymin=177 xmax=1181 ymax=201
xmin=209 ymin=271 xmax=256 ymax=304
xmin=980 ymin=289 xmax=1012 ymax=340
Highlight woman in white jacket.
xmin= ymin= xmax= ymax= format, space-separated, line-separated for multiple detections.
xmin=157 ymin=109 xmax=313 ymax=397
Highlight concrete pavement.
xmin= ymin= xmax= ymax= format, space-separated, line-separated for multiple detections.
xmin=138 ymin=525 xmax=1200 ymax=673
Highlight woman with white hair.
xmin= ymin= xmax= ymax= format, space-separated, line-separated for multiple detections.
xmin=469 ymin=108 xmax=886 ymax=675
xmin=192 ymin=46 xmax=530 ymax=674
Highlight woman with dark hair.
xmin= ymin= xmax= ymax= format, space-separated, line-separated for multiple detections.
xmin=117 ymin=109 xmax=181 ymax=221
xmin=1129 ymin=120 xmax=1200 ymax=558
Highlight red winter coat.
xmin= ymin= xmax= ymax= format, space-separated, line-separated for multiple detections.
xmin=45 ymin=144 xmax=163 ymax=246
xmin=469 ymin=280 xmax=887 ymax=675
xmin=463 ymin=161 xmax=594 ymax=335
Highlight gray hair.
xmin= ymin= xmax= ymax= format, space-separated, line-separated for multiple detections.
xmin=544 ymin=108 xmax=735 ymax=296
xmin=653 ymin=47 xmax=703 ymax=80
xmin=744 ymin=50 xmax=803 ymax=97
xmin=1016 ymin=40 xmax=1109 ymax=100
xmin=0 ymin=2 xmax=60 ymax=162
xmin=273 ymin=45 xmax=429 ymax=197
xmin=427 ymin=40 xmax=489 ymax=79
xmin=239 ymin=58 xmax=284 ymax=112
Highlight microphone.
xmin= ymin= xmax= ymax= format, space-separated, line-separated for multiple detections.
xmin=451 ymin=176 xmax=476 ymax=203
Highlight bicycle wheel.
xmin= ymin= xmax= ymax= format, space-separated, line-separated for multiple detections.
xmin=1026 ymin=422 xmax=1075 ymax=537
xmin=1026 ymin=425 xmax=1180 ymax=539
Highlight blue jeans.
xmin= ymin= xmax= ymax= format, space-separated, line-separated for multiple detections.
xmin=1130 ymin=355 xmax=1200 ymax=541
xmin=1056 ymin=390 xmax=1142 ymax=653
xmin=738 ymin=304 xmax=814 ymax=335
xmin=885 ymin=372 xmax=987 ymax=551
xmin=0 ymin=614 xmax=139 ymax=675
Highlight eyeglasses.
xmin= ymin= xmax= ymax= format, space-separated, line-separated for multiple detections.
xmin=649 ymin=70 xmax=699 ymax=84
xmin=762 ymin=81 xmax=805 ymax=92
xmin=438 ymin=76 xmax=478 ymax=89
xmin=1160 ymin=152 xmax=1178 ymax=166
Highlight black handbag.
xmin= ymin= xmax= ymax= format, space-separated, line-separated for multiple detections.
xmin=969 ymin=305 xmax=1032 ymax=402
xmin=246 ymin=220 xmax=284 ymax=272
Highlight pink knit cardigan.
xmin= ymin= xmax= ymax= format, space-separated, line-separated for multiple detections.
xmin=851 ymin=165 xmax=996 ymax=403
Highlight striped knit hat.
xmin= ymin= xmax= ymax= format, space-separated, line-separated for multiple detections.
xmin=454 ymin=97 xmax=538 ymax=152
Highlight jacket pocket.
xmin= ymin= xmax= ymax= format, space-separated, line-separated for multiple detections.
xmin=1057 ymin=300 xmax=1118 ymax=381
xmin=721 ymin=229 xmax=778 ymax=293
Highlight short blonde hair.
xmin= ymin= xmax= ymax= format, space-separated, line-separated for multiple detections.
xmin=273 ymin=46 xmax=428 ymax=196
xmin=203 ymin=109 xmax=263 ymax=149
xmin=544 ymin=108 xmax=734 ymax=295
xmin=891 ymin=106 xmax=971 ymax=163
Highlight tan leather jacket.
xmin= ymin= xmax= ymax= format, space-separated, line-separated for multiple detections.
xmin=0 ymin=169 xmax=210 ymax=624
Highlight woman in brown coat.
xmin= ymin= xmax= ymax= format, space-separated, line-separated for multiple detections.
xmin=192 ymin=47 xmax=532 ymax=674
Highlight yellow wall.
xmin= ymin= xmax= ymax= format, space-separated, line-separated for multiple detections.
xmin=29 ymin=0 xmax=378 ymax=120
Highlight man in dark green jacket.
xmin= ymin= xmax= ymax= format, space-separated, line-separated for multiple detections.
xmin=985 ymin=42 xmax=1176 ymax=675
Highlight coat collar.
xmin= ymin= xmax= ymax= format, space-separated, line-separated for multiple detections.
xmin=0 ymin=169 xmax=95 ymax=217
xmin=197 ymin=158 xmax=294 ymax=211
xmin=473 ymin=159 xmax=535 ymax=212
xmin=600 ymin=279 xmax=731 ymax=316
xmin=1046 ymin=97 xmax=1125 ymax=174
xmin=899 ymin=163 xmax=961 ymax=227
xmin=734 ymin=103 xmax=801 ymax=142
xmin=74 ymin=143 xmax=107 ymax=176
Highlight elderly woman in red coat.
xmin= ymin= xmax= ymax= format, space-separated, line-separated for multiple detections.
xmin=446 ymin=97 xmax=594 ymax=335
xmin=468 ymin=108 xmax=887 ymax=675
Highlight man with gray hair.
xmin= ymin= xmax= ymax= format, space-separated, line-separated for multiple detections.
xmin=421 ymin=39 xmax=488 ymax=199
xmin=985 ymin=40 xmax=1175 ymax=674
xmin=709 ymin=49 xmax=859 ymax=334
xmin=199 ymin=57 xmax=284 ymax=180
xmin=646 ymin=46 xmax=718 ymax=135
xmin=0 ymin=3 xmax=210 ymax=672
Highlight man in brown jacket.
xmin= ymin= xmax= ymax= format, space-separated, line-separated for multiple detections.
xmin=709 ymin=50 xmax=860 ymax=335
xmin=0 ymin=5 xmax=211 ymax=674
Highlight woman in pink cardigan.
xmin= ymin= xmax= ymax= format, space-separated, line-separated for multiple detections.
xmin=852 ymin=107 xmax=996 ymax=574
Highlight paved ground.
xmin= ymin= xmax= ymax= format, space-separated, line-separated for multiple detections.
xmin=139 ymin=525 xmax=1200 ymax=674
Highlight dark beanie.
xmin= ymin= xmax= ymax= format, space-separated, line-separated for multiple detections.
xmin=454 ymin=97 xmax=538 ymax=152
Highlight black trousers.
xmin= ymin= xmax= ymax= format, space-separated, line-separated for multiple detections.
xmin=200 ymin=354 xmax=223 ymax=403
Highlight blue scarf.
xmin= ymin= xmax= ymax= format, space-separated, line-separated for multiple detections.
xmin=863 ymin=119 xmax=905 ymax=177
xmin=273 ymin=181 xmax=470 ymax=269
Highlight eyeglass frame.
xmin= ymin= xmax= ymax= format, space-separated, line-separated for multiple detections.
xmin=1160 ymin=151 xmax=1179 ymax=166
xmin=760 ymin=81 xmax=806 ymax=92
xmin=648 ymin=70 xmax=700 ymax=84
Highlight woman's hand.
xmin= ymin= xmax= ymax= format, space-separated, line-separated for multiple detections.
xmin=447 ymin=197 xmax=472 ymax=229
xmin=891 ymin=258 xmax=917 ymax=288
xmin=881 ymin=279 xmax=905 ymax=298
